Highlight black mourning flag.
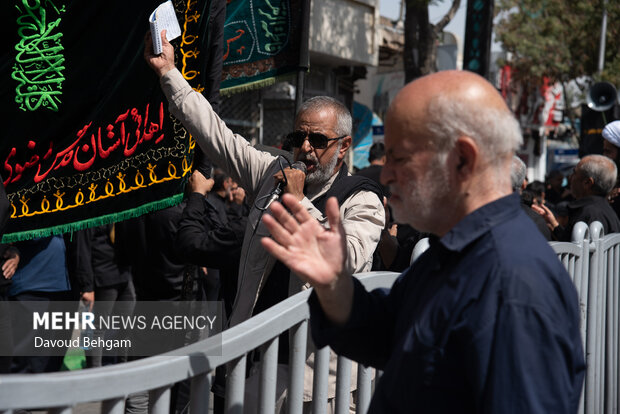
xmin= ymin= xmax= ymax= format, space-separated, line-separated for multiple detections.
xmin=0 ymin=0 xmax=219 ymax=241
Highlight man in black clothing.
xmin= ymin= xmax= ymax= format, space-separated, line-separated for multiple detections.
xmin=511 ymin=156 xmax=552 ymax=240
xmin=174 ymin=169 xmax=249 ymax=413
xmin=185 ymin=168 xmax=247 ymax=306
xmin=534 ymin=154 xmax=620 ymax=240
xmin=174 ymin=170 xmax=248 ymax=319
xmin=64 ymin=224 xmax=136 ymax=367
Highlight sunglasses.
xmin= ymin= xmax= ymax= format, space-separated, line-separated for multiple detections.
xmin=286 ymin=130 xmax=347 ymax=149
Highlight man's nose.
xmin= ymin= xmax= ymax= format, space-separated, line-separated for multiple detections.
xmin=300 ymin=137 xmax=313 ymax=152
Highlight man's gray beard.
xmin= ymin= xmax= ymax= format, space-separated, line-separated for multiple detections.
xmin=304 ymin=143 xmax=341 ymax=187
xmin=390 ymin=152 xmax=451 ymax=228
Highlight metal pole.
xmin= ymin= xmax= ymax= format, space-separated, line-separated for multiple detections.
xmin=287 ymin=321 xmax=308 ymax=413
xmin=225 ymin=356 xmax=248 ymax=414
xmin=312 ymin=347 xmax=330 ymax=414
xmin=258 ymin=338 xmax=279 ymax=414
xmin=334 ymin=356 xmax=352 ymax=414
xmin=189 ymin=372 xmax=212 ymax=414
xmin=597 ymin=0 xmax=608 ymax=75
xmin=356 ymin=365 xmax=372 ymax=413
xmin=149 ymin=386 xmax=172 ymax=414
xmin=294 ymin=0 xmax=311 ymax=120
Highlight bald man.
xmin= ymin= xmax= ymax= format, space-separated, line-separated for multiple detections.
xmin=534 ymin=154 xmax=620 ymax=240
xmin=261 ymin=71 xmax=585 ymax=413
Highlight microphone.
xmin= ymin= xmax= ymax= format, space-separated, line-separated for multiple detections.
xmin=265 ymin=161 xmax=307 ymax=208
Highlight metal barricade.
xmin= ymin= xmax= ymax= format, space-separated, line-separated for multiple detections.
xmin=597 ymin=230 xmax=620 ymax=414
xmin=0 ymin=272 xmax=399 ymax=413
xmin=2 ymin=224 xmax=620 ymax=414
xmin=550 ymin=222 xmax=620 ymax=414
xmin=550 ymin=222 xmax=590 ymax=414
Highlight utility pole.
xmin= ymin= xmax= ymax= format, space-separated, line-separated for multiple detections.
xmin=294 ymin=0 xmax=311 ymax=120
xmin=597 ymin=0 xmax=608 ymax=75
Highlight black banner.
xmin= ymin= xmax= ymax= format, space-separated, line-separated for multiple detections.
xmin=0 ymin=0 xmax=215 ymax=242
xmin=463 ymin=0 xmax=494 ymax=78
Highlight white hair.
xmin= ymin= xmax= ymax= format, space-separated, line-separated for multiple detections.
xmin=297 ymin=96 xmax=352 ymax=137
xmin=579 ymin=154 xmax=618 ymax=195
xmin=425 ymin=94 xmax=523 ymax=165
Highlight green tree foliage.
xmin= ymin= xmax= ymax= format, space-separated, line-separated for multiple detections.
xmin=495 ymin=0 xmax=620 ymax=87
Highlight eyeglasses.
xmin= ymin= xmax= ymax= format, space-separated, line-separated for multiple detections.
xmin=286 ymin=130 xmax=347 ymax=149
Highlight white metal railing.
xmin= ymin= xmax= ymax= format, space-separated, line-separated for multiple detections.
xmin=549 ymin=222 xmax=620 ymax=414
xmin=0 ymin=271 xmax=400 ymax=413
xmin=1 ymin=221 xmax=619 ymax=414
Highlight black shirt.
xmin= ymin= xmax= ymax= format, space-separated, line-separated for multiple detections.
xmin=175 ymin=192 xmax=247 ymax=317
xmin=553 ymin=195 xmax=620 ymax=241
xmin=65 ymin=225 xmax=131 ymax=292
xmin=310 ymin=193 xmax=585 ymax=413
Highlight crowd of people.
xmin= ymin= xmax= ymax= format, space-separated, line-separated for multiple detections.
xmin=0 ymin=28 xmax=619 ymax=413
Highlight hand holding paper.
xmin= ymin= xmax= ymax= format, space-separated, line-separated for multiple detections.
xmin=149 ymin=0 xmax=181 ymax=55
xmin=144 ymin=29 xmax=176 ymax=78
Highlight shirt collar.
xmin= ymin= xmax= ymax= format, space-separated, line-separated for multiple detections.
xmin=431 ymin=192 xmax=521 ymax=252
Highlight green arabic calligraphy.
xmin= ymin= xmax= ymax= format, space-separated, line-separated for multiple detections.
xmin=12 ymin=0 xmax=66 ymax=112
xmin=257 ymin=0 xmax=288 ymax=54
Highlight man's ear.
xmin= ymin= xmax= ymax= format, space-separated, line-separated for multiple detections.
xmin=339 ymin=136 xmax=352 ymax=158
xmin=454 ymin=136 xmax=479 ymax=178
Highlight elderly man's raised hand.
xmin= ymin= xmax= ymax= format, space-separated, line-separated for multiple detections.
xmin=261 ymin=194 xmax=353 ymax=324
xmin=144 ymin=30 xmax=176 ymax=78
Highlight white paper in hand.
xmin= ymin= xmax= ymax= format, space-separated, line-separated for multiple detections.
xmin=149 ymin=0 xmax=182 ymax=55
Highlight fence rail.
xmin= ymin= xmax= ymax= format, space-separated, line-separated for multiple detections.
xmin=549 ymin=222 xmax=620 ymax=414
xmin=1 ymin=222 xmax=619 ymax=414
xmin=0 ymin=272 xmax=400 ymax=413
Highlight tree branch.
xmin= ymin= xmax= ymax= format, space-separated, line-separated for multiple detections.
xmin=435 ymin=0 xmax=461 ymax=33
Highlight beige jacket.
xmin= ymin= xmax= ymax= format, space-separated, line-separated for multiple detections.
xmin=161 ymin=69 xmax=385 ymax=330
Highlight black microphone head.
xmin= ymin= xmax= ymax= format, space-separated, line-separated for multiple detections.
xmin=291 ymin=161 xmax=307 ymax=175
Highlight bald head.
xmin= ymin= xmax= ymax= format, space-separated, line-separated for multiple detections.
xmin=381 ymin=71 xmax=522 ymax=234
xmin=386 ymin=70 xmax=521 ymax=162
xmin=391 ymin=71 xmax=509 ymax=114
xmin=574 ymin=154 xmax=617 ymax=197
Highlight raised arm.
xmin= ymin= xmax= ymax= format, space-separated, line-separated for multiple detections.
xmin=261 ymin=193 xmax=354 ymax=324
xmin=143 ymin=29 xmax=275 ymax=197
xmin=144 ymin=30 xmax=176 ymax=78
